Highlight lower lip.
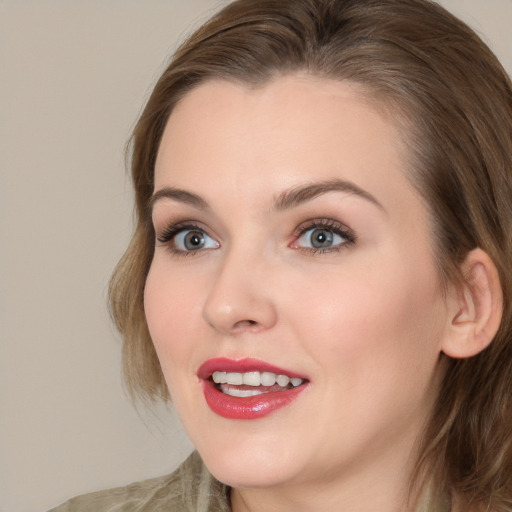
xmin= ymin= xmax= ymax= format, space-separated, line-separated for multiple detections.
xmin=202 ymin=379 xmax=308 ymax=420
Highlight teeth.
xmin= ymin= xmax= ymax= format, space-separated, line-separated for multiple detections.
xmin=261 ymin=372 xmax=276 ymax=386
xmin=226 ymin=372 xmax=243 ymax=385
xmin=242 ymin=371 xmax=260 ymax=386
xmin=221 ymin=387 xmax=264 ymax=398
xmin=212 ymin=371 xmax=227 ymax=384
xmin=212 ymin=371 xmax=304 ymax=387
xmin=276 ymin=374 xmax=290 ymax=387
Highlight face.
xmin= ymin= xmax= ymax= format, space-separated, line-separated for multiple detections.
xmin=144 ymin=75 xmax=451 ymax=493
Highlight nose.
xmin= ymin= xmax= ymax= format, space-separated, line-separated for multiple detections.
xmin=202 ymin=248 xmax=278 ymax=335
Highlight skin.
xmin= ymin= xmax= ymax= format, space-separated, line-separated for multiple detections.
xmin=144 ymin=75 xmax=456 ymax=512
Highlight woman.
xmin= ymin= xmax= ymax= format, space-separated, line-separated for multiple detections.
xmin=51 ymin=0 xmax=512 ymax=510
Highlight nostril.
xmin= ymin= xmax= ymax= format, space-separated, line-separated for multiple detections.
xmin=233 ymin=319 xmax=258 ymax=330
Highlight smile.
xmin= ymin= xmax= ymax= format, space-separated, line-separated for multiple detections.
xmin=213 ymin=371 xmax=304 ymax=389
xmin=198 ymin=358 xmax=309 ymax=420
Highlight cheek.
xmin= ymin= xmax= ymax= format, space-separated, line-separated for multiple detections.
xmin=144 ymin=261 xmax=203 ymax=373
xmin=284 ymin=253 xmax=447 ymax=381
xmin=144 ymin=262 xmax=209 ymax=414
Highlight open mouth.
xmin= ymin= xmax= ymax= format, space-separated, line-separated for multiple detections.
xmin=212 ymin=371 xmax=305 ymax=397
xmin=199 ymin=359 xmax=310 ymax=420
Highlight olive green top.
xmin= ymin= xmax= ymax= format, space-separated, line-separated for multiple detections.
xmin=48 ymin=451 xmax=230 ymax=512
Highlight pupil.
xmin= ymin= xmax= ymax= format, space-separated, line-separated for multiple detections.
xmin=185 ymin=231 xmax=204 ymax=250
xmin=312 ymin=229 xmax=333 ymax=248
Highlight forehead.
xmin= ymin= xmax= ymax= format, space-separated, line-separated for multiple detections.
xmin=153 ymin=75 xmax=420 ymax=218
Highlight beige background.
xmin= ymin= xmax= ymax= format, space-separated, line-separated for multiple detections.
xmin=1 ymin=1 xmax=510 ymax=511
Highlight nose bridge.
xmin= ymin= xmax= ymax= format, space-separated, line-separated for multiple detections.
xmin=202 ymin=241 xmax=277 ymax=335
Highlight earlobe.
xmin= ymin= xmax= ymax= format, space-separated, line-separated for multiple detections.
xmin=441 ymin=248 xmax=503 ymax=359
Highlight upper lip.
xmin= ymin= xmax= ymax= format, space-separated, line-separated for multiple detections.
xmin=197 ymin=357 xmax=309 ymax=381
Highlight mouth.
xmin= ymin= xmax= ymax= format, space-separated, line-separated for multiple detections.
xmin=213 ymin=370 xmax=304 ymax=396
xmin=198 ymin=358 xmax=310 ymax=420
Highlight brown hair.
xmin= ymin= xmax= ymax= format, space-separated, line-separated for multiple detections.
xmin=109 ymin=0 xmax=512 ymax=509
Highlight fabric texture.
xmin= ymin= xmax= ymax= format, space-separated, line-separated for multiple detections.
xmin=48 ymin=451 xmax=230 ymax=512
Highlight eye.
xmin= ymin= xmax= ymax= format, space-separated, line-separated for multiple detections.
xmin=290 ymin=220 xmax=355 ymax=253
xmin=297 ymin=227 xmax=346 ymax=248
xmin=157 ymin=224 xmax=219 ymax=254
xmin=175 ymin=229 xmax=219 ymax=251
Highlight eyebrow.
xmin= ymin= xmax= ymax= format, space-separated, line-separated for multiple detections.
xmin=272 ymin=179 xmax=384 ymax=212
xmin=149 ymin=187 xmax=210 ymax=211
xmin=149 ymin=178 xmax=384 ymax=214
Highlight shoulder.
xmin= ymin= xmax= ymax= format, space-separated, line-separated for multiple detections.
xmin=47 ymin=451 xmax=229 ymax=512
xmin=47 ymin=472 xmax=178 ymax=512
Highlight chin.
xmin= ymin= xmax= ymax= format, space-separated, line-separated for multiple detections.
xmin=204 ymin=455 xmax=300 ymax=489
xmin=192 ymin=426 xmax=305 ymax=488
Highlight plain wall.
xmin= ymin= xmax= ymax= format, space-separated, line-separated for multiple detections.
xmin=1 ymin=1 xmax=510 ymax=511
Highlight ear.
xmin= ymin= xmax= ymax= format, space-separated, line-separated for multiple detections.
xmin=442 ymin=248 xmax=503 ymax=359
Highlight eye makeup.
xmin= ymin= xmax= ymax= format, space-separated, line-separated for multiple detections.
xmin=154 ymin=215 xmax=356 ymax=259
xmin=290 ymin=218 xmax=356 ymax=255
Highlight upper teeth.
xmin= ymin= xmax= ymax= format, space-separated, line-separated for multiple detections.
xmin=212 ymin=371 xmax=303 ymax=387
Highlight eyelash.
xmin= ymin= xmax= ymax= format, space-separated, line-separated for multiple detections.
xmin=155 ymin=219 xmax=356 ymax=257
xmin=291 ymin=219 xmax=356 ymax=255
xmin=156 ymin=222 xmax=215 ymax=257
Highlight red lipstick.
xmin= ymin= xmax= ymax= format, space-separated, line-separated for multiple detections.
xmin=198 ymin=358 xmax=309 ymax=420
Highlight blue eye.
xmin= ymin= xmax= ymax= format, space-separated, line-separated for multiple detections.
xmin=157 ymin=223 xmax=219 ymax=255
xmin=173 ymin=229 xmax=219 ymax=252
xmin=297 ymin=227 xmax=346 ymax=249
xmin=291 ymin=220 xmax=355 ymax=253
